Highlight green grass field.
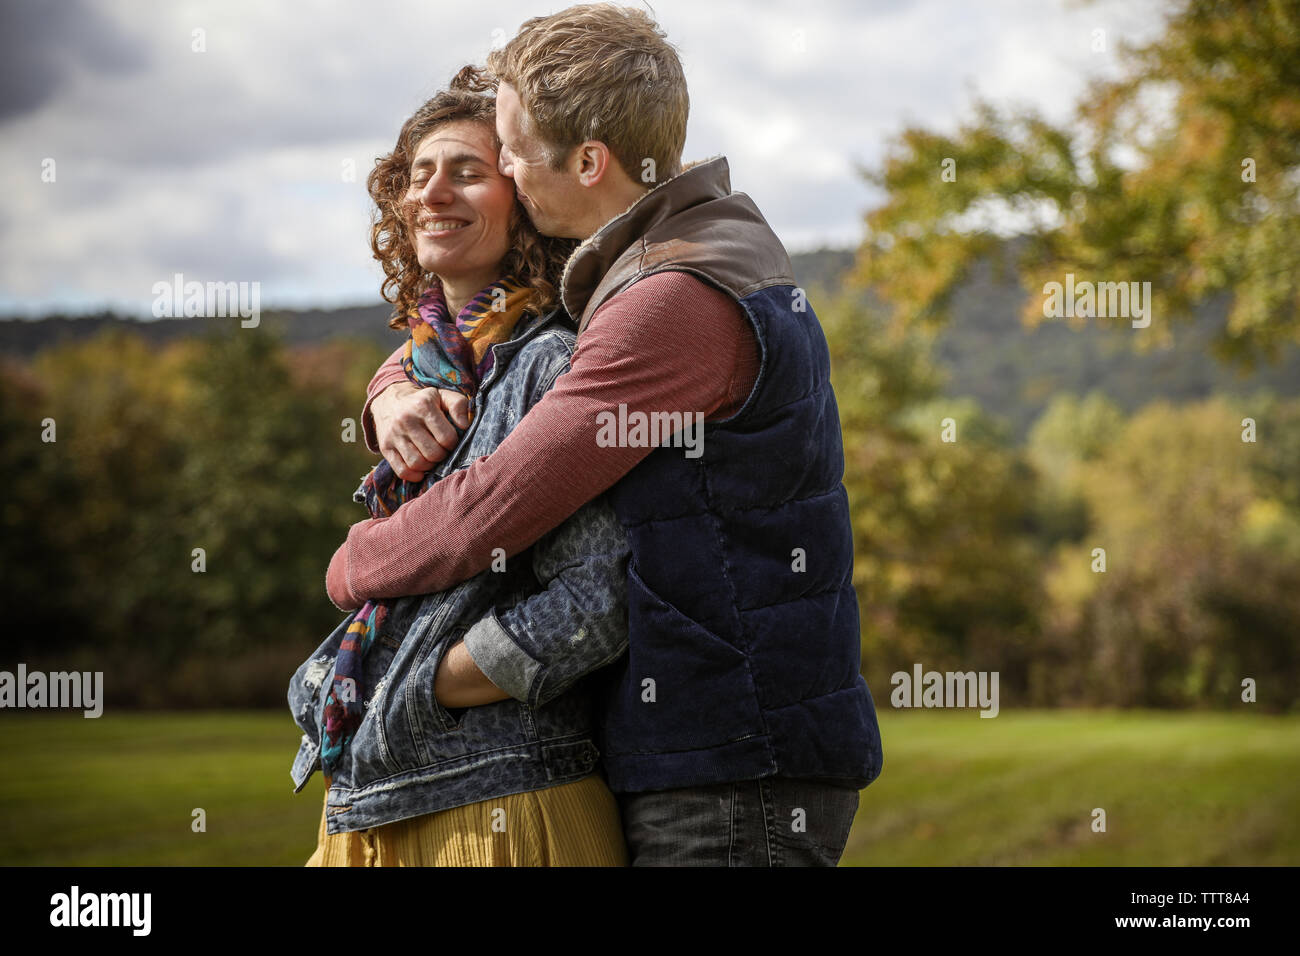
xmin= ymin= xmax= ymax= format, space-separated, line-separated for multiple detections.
xmin=1 ymin=709 xmax=1295 ymax=865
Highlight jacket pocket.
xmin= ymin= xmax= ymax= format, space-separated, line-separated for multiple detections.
xmin=373 ymin=596 xmax=471 ymax=769
xmin=427 ymin=627 xmax=469 ymax=732
xmin=395 ymin=621 xmax=474 ymax=767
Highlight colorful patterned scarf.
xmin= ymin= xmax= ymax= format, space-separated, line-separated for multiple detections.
xmin=320 ymin=277 xmax=535 ymax=774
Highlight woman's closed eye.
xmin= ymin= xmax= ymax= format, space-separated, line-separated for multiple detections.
xmin=410 ymin=168 xmax=481 ymax=188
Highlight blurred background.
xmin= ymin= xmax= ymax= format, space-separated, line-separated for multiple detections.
xmin=1 ymin=0 xmax=1297 ymax=865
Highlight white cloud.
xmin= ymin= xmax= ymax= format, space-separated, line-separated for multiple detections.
xmin=0 ymin=0 xmax=1168 ymax=315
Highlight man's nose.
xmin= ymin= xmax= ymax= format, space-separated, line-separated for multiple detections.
xmin=498 ymin=146 xmax=514 ymax=177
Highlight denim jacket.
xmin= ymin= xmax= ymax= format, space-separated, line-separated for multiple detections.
xmin=287 ymin=308 xmax=630 ymax=834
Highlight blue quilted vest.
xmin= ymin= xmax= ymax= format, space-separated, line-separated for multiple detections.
xmin=562 ymin=157 xmax=884 ymax=794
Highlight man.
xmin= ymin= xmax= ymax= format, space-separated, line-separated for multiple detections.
xmin=328 ymin=3 xmax=883 ymax=865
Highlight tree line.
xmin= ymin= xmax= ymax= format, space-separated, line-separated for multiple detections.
xmin=1 ymin=314 xmax=1296 ymax=711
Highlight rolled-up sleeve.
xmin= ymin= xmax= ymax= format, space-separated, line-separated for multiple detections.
xmin=462 ymin=493 xmax=629 ymax=708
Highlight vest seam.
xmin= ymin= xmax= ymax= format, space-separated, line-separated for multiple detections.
xmin=737 ymin=580 xmax=850 ymax=615
xmin=697 ymin=451 xmax=777 ymax=765
xmin=736 ymin=385 xmax=823 ymax=423
xmin=604 ymin=733 xmax=767 ymax=757
xmin=610 ymin=485 xmax=847 ymax=526
xmin=764 ymin=684 xmax=867 ymax=709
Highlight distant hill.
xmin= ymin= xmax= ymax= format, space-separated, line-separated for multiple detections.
xmin=4 ymin=244 xmax=1298 ymax=442
xmin=0 ymin=303 xmax=402 ymax=356
xmin=794 ymin=246 xmax=1300 ymax=441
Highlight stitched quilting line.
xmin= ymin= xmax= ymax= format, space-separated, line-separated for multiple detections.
xmin=615 ymin=485 xmax=847 ymax=527
xmin=758 ymin=778 xmax=774 ymax=866
xmin=727 ymin=783 xmax=738 ymax=868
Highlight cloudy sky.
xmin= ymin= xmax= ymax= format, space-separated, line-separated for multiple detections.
xmin=0 ymin=0 xmax=1167 ymax=316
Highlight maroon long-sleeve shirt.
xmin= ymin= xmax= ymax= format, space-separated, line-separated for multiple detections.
xmin=326 ymin=270 xmax=760 ymax=610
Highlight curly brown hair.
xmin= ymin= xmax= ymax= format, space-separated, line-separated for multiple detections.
xmin=367 ymin=65 xmax=577 ymax=330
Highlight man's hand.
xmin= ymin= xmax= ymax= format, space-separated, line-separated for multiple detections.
xmin=370 ymin=382 xmax=472 ymax=482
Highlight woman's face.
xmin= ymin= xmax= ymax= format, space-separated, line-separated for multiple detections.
xmin=406 ymin=119 xmax=516 ymax=286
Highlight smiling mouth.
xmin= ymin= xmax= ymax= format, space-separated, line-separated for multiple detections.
xmin=419 ymin=219 xmax=470 ymax=235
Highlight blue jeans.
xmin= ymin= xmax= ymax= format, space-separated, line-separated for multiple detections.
xmin=617 ymin=777 xmax=861 ymax=866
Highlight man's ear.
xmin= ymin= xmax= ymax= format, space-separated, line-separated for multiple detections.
xmin=574 ymin=141 xmax=616 ymax=188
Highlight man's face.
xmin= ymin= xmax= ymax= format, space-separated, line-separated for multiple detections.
xmin=495 ymin=81 xmax=587 ymax=238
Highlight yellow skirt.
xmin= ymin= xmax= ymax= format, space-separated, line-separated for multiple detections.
xmin=304 ymin=773 xmax=628 ymax=867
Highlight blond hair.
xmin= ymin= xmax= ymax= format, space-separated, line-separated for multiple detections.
xmin=487 ymin=4 xmax=688 ymax=182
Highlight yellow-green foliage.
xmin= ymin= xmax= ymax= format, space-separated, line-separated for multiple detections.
xmin=856 ymin=0 xmax=1300 ymax=366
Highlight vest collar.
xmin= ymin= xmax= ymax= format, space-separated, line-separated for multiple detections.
xmin=560 ymin=156 xmax=731 ymax=325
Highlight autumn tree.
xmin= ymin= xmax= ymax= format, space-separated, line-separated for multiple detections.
xmin=856 ymin=0 xmax=1300 ymax=367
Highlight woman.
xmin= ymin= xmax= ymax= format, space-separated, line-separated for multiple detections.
xmin=287 ymin=66 xmax=630 ymax=866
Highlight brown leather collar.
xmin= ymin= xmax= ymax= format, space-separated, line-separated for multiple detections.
xmin=560 ymin=156 xmax=733 ymax=326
